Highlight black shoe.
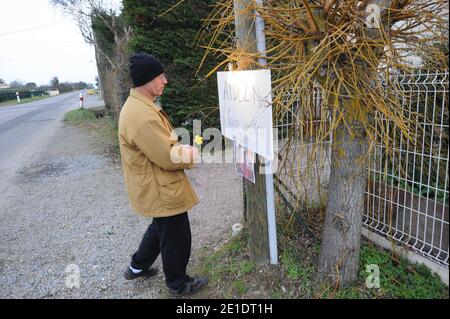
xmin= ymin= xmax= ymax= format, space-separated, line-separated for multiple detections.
xmin=123 ymin=266 xmax=158 ymax=280
xmin=169 ymin=276 xmax=208 ymax=297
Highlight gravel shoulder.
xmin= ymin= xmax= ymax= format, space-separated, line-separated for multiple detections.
xmin=0 ymin=120 xmax=243 ymax=298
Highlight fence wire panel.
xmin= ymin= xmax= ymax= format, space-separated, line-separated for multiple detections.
xmin=274 ymin=70 xmax=449 ymax=268
xmin=365 ymin=70 xmax=449 ymax=267
xmin=274 ymin=83 xmax=332 ymax=225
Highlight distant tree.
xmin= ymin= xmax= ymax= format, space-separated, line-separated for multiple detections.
xmin=72 ymin=81 xmax=88 ymax=90
xmin=50 ymin=77 xmax=60 ymax=90
xmin=24 ymin=82 xmax=37 ymax=89
xmin=38 ymin=84 xmax=52 ymax=91
xmin=0 ymin=79 xmax=5 ymax=84
xmin=95 ymin=75 xmax=101 ymax=89
xmin=9 ymin=80 xmax=24 ymax=89
xmin=59 ymin=82 xmax=74 ymax=93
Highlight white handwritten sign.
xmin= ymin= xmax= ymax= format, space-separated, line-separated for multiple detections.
xmin=217 ymin=69 xmax=273 ymax=159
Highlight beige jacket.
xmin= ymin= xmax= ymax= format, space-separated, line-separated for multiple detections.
xmin=118 ymin=89 xmax=199 ymax=217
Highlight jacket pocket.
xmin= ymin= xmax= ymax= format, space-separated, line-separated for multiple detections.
xmin=154 ymin=172 xmax=185 ymax=209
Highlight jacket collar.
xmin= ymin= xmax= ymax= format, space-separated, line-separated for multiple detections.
xmin=130 ymin=88 xmax=161 ymax=112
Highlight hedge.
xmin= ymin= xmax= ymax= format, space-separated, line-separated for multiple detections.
xmin=122 ymin=0 xmax=220 ymax=130
xmin=0 ymin=90 xmax=48 ymax=103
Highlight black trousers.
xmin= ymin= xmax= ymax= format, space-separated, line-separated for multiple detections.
xmin=130 ymin=212 xmax=191 ymax=290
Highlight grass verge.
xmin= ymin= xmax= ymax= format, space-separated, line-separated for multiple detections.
xmin=64 ymin=108 xmax=120 ymax=159
xmin=0 ymin=95 xmax=51 ymax=108
xmin=64 ymin=108 xmax=97 ymax=123
xmin=192 ymin=215 xmax=448 ymax=299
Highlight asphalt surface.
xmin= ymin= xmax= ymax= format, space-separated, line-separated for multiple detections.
xmin=0 ymin=92 xmax=100 ymax=195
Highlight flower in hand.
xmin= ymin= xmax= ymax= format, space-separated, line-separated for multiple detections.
xmin=194 ymin=135 xmax=204 ymax=146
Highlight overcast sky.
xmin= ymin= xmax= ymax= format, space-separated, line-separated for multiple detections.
xmin=0 ymin=0 xmax=121 ymax=86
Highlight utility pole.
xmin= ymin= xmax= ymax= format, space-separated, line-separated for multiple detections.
xmin=233 ymin=0 xmax=277 ymax=264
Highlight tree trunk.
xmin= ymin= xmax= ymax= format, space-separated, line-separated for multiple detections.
xmin=317 ymin=106 xmax=368 ymax=287
xmin=316 ymin=0 xmax=393 ymax=287
xmin=114 ymin=35 xmax=132 ymax=115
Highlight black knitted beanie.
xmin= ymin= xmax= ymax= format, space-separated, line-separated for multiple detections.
xmin=129 ymin=52 xmax=165 ymax=87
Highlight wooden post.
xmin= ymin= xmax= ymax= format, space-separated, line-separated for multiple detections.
xmin=245 ymin=155 xmax=270 ymax=263
xmin=233 ymin=0 xmax=270 ymax=264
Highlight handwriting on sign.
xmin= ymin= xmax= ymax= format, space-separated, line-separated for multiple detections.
xmin=227 ymin=109 xmax=240 ymax=128
xmin=223 ymin=81 xmax=260 ymax=104
xmin=218 ymin=69 xmax=274 ymax=159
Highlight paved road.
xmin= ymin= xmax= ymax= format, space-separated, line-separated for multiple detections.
xmin=0 ymin=92 xmax=102 ymax=195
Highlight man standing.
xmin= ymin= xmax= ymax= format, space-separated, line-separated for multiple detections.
xmin=118 ymin=52 xmax=208 ymax=297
